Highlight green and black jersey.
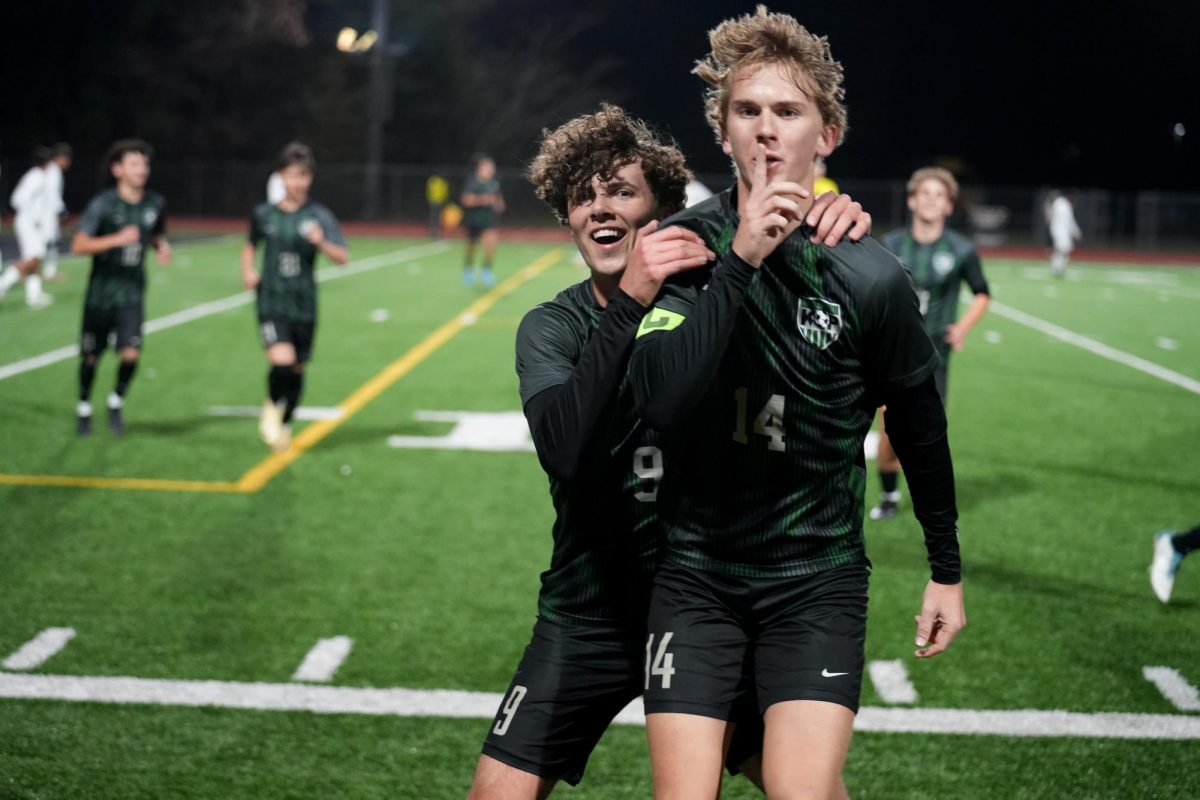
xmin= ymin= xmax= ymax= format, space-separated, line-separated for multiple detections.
xmin=77 ymin=189 xmax=167 ymax=310
xmin=516 ymin=279 xmax=662 ymax=627
xmin=881 ymin=228 xmax=990 ymax=360
xmin=462 ymin=177 xmax=501 ymax=230
xmin=630 ymin=188 xmax=940 ymax=579
xmin=248 ymin=201 xmax=346 ymax=323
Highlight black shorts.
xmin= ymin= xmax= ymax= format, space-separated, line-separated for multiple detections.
xmin=465 ymin=222 xmax=496 ymax=242
xmin=482 ymin=616 xmax=762 ymax=786
xmin=81 ymin=303 xmax=144 ymax=355
xmin=259 ymin=317 xmax=315 ymax=363
xmin=643 ymin=560 xmax=869 ymax=719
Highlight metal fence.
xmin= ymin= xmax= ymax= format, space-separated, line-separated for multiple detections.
xmin=5 ymin=158 xmax=1199 ymax=252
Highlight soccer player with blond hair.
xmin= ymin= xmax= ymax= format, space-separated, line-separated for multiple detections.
xmin=630 ymin=8 xmax=966 ymax=798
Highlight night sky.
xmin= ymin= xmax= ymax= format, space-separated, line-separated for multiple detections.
xmin=596 ymin=0 xmax=1198 ymax=191
xmin=2 ymin=0 xmax=1196 ymax=191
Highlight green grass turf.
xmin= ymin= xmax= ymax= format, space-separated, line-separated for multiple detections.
xmin=0 ymin=240 xmax=1198 ymax=798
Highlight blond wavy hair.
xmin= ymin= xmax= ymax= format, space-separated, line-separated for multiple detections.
xmin=693 ymin=5 xmax=847 ymax=146
xmin=907 ymin=167 xmax=960 ymax=203
xmin=527 ymin=103 xmax=691 ymax=225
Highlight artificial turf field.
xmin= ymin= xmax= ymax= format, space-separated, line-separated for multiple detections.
xmin=0 ymin=233 xmax=1197 ymax=798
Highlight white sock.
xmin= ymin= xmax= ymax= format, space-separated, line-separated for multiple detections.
xmin=77 ymin=401 xmax=93 ymax=417
xmin=43 ymin=257 xmax=58 ymax=280
xmin=25 ymin=274 xmax=43 ymax=301
xmin=882 ymin=490 xmax=902 ymax=502
xmin=107 ymin=392 xmax=124 ymax=410
xmin=0 ymin=265 xmax=19 ymax=293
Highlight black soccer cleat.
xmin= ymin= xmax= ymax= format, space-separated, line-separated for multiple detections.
xmin=869 ymin=498 xmax=899 ymax=521
xmin=76 ymin=414 xmax=92 ymax=436
xmin=108 ymin=406 xmax=125 ymax=437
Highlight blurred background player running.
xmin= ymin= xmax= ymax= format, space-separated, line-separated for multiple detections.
xmin=242 ymin=142 xmax=348 ymax=453
xmin=871 ymin=167 xmax=990 ymax=520
xmin=71 ymin=139 xmax=171 ymax=436
xmin=1 ymin=147 xmax=55 ymax=308
xmin=461 ymin=154 xmax=504 ymax=287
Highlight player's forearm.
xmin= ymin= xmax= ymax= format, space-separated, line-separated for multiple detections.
xmin=882 ymin=377 xmax=961 ymax=584
xmin=955 ymin=295 xmax=990 ymax=337
xmin=630 ymin=253 xmax=757 ymax=433
xmin=524 ymin=291 xmax=645 ymax=481
xmin=319 ymin=241 xmax=349 ymax=265
xmin=71 ymin=232 xmax=122 ymax=255
xmin=240 ymin=243 xmax=257 ymax=275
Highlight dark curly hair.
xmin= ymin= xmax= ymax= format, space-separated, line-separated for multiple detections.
xmin=527 ymin=103 xmax=691 ymax=225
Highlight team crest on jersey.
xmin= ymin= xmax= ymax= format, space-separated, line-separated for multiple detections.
xmin=932 ymin=251 xmax=956 ymax=277
xmin=143 ymin=209 xmax=158 ymax=227
xmin=796 ymin=297 xmax=843 ymax=350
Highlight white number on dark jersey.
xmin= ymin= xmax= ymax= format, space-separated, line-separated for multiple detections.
xmin=121 ymin=243 xmax=143 ymax=267
xmin=732 ymin=388 xmax=786 ymax=452
xmin=279 ymin=251 xmax=301 ymax=278
xmin=632 ymin=445 xmax=663 ymax=502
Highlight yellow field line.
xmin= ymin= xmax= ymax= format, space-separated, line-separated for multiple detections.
xmin=0 ymin=474 xmax=243 ymax=493
xmin=0 ymin=250 xmax=563 ymax=495
xmin=234 ymin=249 xmax=563 ymax=493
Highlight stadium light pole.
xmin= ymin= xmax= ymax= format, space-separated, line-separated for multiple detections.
xmin=363 ymin=0 xmax=391 ymax=220
xmin=340 ymin=0 xmax=407 ymax=220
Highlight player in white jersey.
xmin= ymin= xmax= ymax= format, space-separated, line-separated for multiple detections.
xmin=0 ymin=147 xmax=54 ymax=308
xmin=41 ymin=143 xmax=72 ymax=281
xmin=1047 ymin=190 xmax=1081 ymax=277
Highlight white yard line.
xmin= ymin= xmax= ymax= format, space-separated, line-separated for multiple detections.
xmin=0 ymin=672 xmax=1197 ymax=739
xmin=1143 ymin=666 xmax=1200 ymax=712
xmin=208 ymin=406 xmax=344 ymax=421
xmin=291 ymin=637 xmax=354 ymax=683
xmin=868 ymin=659 xmax=918 ymax=704
xmin=989 ymin=300 xmax=1200 ymax=396
xmin=0 ymin=241 xmax=450 ymax=383
xmin=2 ymin=628 xmax=76 ymax=670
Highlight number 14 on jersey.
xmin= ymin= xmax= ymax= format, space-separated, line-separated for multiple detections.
xmin=732 ymin=388 xmax=786 ymax=452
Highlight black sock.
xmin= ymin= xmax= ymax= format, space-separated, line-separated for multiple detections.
xmin=268 ymin=365 xmax=291 ymax=405
xmin=115 ymin=359 xmax=138 ymax=397
xmin=283 ymin=370 xmax=304 ymax=424
xmin=79 ymin=359 xmax=97 ymax=404
xmin=1174 ymin=526 xmax=1200 ymax=556
xmin=880 ymin=471 xmax=899 ymax=494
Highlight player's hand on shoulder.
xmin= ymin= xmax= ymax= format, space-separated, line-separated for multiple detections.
xmin=913 ymin=579 xmax=966 ymax=659
xmin=807 ymin=191 xmax=871 ymax=247
xmin=304 ymin=222 xmax=325 ymax=245
xmin=732 ymin=142 xmax=809 ymax=267
xmin=619 ymin=220 xmax=715 ymax=307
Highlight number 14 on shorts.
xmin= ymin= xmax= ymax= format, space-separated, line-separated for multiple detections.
xmin=644 ymin=632 xmax=676 ymax=689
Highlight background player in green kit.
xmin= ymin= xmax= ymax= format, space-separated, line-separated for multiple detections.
xmin=71 ymin=139 xmax=171 ymax=436
xmin=241 ymin=142 xmax=348 ymax=452
xmin=461 ymin=154 xmax=505 ymax=287
xmin=467 ymin=105 xmax=869 ymax=799
xmin=629 ymin=9 xmax=965 ymax=798
xmin=870 ymin=167 xmax=990 ymax=520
